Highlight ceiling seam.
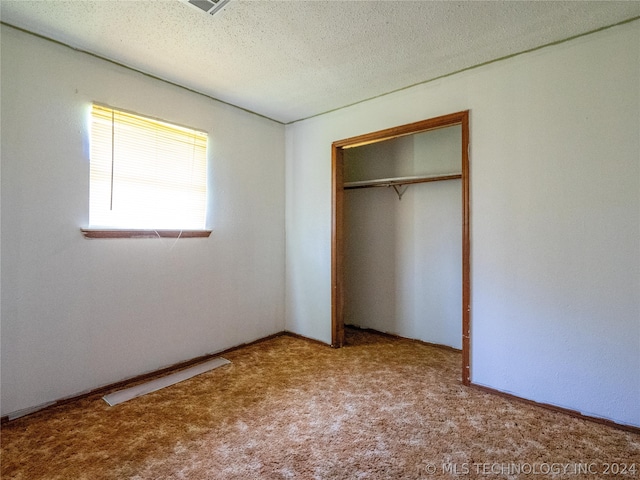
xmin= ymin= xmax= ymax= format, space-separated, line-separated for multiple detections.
xmin=285 ymin=15 xmax=640 ymax=126
xmin=0 ymin=21 xmax=285 ymax=126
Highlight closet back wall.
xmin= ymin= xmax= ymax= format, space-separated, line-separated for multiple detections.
xmin=1 ymin=25 xmax=286 ymax=418
xmin=344 ymin=127 xmax=462 ymax=349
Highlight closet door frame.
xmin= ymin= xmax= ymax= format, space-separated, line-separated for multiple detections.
xmin=331 ymin=110 xmax=470 ymax=385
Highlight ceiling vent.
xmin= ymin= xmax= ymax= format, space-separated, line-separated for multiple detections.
xmin=182 ymin=0 xmax=231 ymax=16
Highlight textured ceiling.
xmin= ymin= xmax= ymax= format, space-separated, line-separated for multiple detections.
xmin=1 ymin=0 xmax=639 ymax=123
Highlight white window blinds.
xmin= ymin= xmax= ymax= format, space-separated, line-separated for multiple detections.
xmin=90 ymin=104 xmax=208 ymax=230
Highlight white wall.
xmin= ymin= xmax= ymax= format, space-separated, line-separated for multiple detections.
xmin=285 ymin=21 xmax=640 ymax=427
xmin=344 ymin=129 xmax=462 ymax=349
xmin=1 ymin=26 xmax=286 ymax=417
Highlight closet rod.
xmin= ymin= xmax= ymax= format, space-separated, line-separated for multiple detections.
xmin=343 ymin=172 xmax=461 ymax=190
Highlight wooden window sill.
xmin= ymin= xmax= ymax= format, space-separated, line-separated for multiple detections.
xmin=81 ymin=229 xmax=212 ymax=239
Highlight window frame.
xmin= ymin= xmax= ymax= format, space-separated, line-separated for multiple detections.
xmin=83 ymin=103 xmax=211 ymax=239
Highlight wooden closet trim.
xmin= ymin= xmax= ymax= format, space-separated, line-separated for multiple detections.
xmin=331 ymin=110 xmax=471 ymax=385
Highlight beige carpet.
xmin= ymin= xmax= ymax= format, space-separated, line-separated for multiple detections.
xmin=1 ymin=328 xmax=638 ymax=479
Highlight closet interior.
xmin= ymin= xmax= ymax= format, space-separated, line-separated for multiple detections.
xmin=342 ymin=124 xmax=463 ymax=350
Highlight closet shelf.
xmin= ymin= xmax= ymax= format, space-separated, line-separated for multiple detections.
xmin=343 ymin=172 xmax=461 ymax=190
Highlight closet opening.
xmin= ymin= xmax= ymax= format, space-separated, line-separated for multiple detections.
xmin=331 ymin=111 xmax=470 ymax=385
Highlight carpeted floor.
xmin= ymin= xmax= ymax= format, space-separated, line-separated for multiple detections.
xmin=1 ymin=328 xmax=638 ymax=479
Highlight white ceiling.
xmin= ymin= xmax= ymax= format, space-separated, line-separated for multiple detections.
xmin=2 ymin=0 xmax=639 ymax=124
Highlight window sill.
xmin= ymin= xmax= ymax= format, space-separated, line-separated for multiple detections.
xmin=81 ymin=229 xmax=212 ymax=239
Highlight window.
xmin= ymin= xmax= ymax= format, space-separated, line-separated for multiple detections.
xmin=85 ymin=104 xmax=209 ymax=237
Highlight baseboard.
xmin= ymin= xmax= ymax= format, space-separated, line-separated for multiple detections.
xmin=470 ymin=383 xmax=640 ymax=435
xmin=349 ymin=326 xmax=639 ymax=433
xmin=282 ymin=330 xmax=331 ymax=347
xmin=4 ymin=329 xmax=638 ymax=434
xmin=345 ymin=324 xmax=462 ymax=353
xmin=1 ymin=330 xmax=288 ymax=425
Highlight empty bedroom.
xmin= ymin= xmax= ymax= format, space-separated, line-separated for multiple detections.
xmin=1 ymin=1 xmax=639 ymax=478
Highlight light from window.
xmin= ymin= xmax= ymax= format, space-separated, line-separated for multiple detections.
xmin=89 ymin=104 xmax=208 ymax=230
